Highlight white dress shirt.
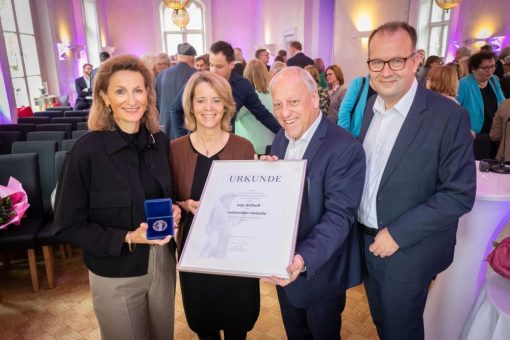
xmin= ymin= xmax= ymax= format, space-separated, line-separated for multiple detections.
xmin=358 ymin=79 xmax=418 ymax=229
xmin=84 ymin=76 xmax=92 ymax=100
xmin=284 ymin=111 xmax=322 ymax=160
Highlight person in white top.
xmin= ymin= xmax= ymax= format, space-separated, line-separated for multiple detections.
xmin=358 ymin=21 xmax=476 ymax=340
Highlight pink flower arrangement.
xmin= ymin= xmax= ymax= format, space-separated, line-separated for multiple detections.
xmin=0 ymin=177 xmax=30 ymax=230
xmin=487 ymin=236 xmax=510 ymax=280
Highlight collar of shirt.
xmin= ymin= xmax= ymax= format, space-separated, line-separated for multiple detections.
xmin=285 ymin=111 xmax=322 ymax=148
xmin=373 ymin=78 xmax=418 ymax=118
xmin=104 ymin=124 xmax=156 ymax=155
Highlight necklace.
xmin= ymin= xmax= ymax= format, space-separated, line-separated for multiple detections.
xmin=195 ymin=132 xmax=224 ymax=157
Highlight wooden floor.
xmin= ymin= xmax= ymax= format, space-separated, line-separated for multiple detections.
xmin=0 ymin=250 xmax=378 ymax=340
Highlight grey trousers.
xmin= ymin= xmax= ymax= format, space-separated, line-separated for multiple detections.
xmin=89 ymin=245 xmax=176 ymax=340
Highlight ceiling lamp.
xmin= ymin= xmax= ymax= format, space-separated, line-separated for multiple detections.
xmin=434 ymin=0 xmax=463 ymax=11
xmin=172 ymin=8 xmax=190 ymax=29
xmin=163 ymin=0 xmax=190 ymax=10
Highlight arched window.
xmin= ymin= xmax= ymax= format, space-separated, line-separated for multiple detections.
xmin=160 ymin=1 xmax=206 ymax=56
xmin=417 ymin=0 xmax=452 ymax=58
xmin=0 ymin=0 xmax=42 ymax=108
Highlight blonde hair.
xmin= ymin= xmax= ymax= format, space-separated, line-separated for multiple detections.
xmin=88 ymin=55 xmax=160 ymax=133
xmin=243 ymin=59 xmax=270 ymax=93
xmin=427 ymin=65 xmax=459 ymax=98
xmin=182 ymin=71 xmax=235 ymax=132
xmin=304 ymin=65 xmax=320 ymax=84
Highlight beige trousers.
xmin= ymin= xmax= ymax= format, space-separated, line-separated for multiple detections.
xmin=89 ymin=245 xmax=176 ymax=340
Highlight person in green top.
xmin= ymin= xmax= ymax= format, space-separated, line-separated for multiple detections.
xmin=235 ymin=59 xmax=276 ymax=154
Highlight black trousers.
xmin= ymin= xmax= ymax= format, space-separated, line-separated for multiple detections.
xmin=361 ymin=232 xmax=432 ymax=340
xmin=277 ymin=287 xmax=346 ymax=340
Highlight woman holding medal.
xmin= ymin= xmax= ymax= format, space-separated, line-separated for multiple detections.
xmin=54 ymin=55 xmax=180 ymax=340
xmin=170 ymin=71 xmax=259 ymax=340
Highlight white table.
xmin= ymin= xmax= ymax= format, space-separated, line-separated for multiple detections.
xmin=424 ymin=163 xmax=510 ymax=340
xmin=460 ymin=272 xmax=510 ymax=340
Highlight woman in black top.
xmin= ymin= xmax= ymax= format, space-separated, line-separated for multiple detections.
xmin=54 ymin=55 xmax=180 ymax=339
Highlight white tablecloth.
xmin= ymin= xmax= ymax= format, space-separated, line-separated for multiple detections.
xmin=424 ymin=165 xmax=510 ymax=340
xmin=460 ymin=272 xmax=510 ymax=340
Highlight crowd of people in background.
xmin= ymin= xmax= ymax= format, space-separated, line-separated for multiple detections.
xmin=60 ymin=23 xmax=510 ymax=339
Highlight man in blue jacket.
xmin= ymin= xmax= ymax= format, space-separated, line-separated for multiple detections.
xmin=265 ymin=66 xmax=365 ymax=339
xmin=171 ymin=41 xmax=281 ymax=137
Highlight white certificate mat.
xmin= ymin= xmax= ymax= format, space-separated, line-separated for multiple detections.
xmin=178 ymin=160 xmax=307 ymax=279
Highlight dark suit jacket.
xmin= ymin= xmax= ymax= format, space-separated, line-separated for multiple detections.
xmin=75 ymin=76 xmax=92 ymax=101
xmin=271 ymin=115 xmax=365 ymax=308
xmin=156 ymin=62 xmax=196 ymax=140
xmin=286 ymin=52 xmax=314 ymax=68
xmin=172 ymin=72 xmax=281 ymax=136
xmin=359 ymin=85 xmax=476 ymax=282
xmin=500 ymin=75 xmax=510 ymax=99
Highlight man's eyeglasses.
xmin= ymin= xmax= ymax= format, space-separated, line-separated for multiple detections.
xmin=477 ymin=64 xmax=496 ymax=71
xmin=367 ymin=53 xmax=416 ymax=72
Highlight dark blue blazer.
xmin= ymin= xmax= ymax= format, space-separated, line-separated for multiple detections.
xmin=271 ymin=115 xmax=365 ymax=308
xmin=359 ymin=85 xmax=476 ymax=282
xmin=75 ymin=76 xmax=92 ymax=101
xmin=286 ymin=52 xmax=314 ymax=68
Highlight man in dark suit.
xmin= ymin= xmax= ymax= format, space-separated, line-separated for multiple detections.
xmin=74 ymin=63 xmax=93 ymax=110
xmin=358 ymin=21 xmax=476 ymax=340
xmin=265 ymin=66 xmax=365 ymax=339
xmin=255 ymin=48 xmax=271 ymax=71
xmin=172 ymin=41 xmax=281 ymax=136
xmin=156 ymin=42 xmax=196 ymax=140
xmin=286 ymin=41 xmax=314 ymax=68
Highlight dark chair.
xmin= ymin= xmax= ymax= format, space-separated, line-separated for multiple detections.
xmin=71 ymin=130 xmax=89 ymax=139
xmin=27 ymin=131 xmax=67 ymax=151
xmin=62 ymin=139 xmax=78 ymax=152
xmin=33 ymin=111 xmax=64 ymax=119
xmin=18 ymin=117 xmax=51 ymax=124
xmin=0 ymin=153 xmax=45 ymax=292
xmin=46 ymin=106 xmax=73 ymax=112
xmin=12 ymin=141 xmax=58 ymax=215
xmin=64 ymin=110 xmax=89 ymax=118
xmin=0 ymin=124 xmax=35 ymax=140
xmin=50 ymin=117 xmax=83 ymax=130
xmin=0 ymin=131 xmax=21 ymax=154
xmin=35 ymin=123 xmax=73 ymax=139
xmin=76 ymin=122 xmax=89 ymax=131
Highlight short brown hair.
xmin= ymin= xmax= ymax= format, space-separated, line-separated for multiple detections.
xmin=369 ymin=21 xmax=417 ymax=51
xmin=325 ymin=65 xmax=345 ymax=87
xmin=88 ymin=55 xmax=160 ymax=133
xmin=290 ymin=41 xmax=302 ymax=51
xmin=181 ymin=71 xmax=235 ymax=132
xmin=243 ymin=59 xmax=270 ymax=93
xmin=427 ymin=65 xmax=459 ymax=98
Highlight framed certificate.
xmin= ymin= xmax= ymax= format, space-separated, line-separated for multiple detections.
xmin=178 ymin=160 xmax=307 ymax=279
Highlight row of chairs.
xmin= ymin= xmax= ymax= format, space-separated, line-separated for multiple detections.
xmin=0 ymin=122 xmax=88 ymax=153
xmin=18 ymin=116 xmax=87 ymax=126
xmin=0 ymin=131 xmax=85 ymax=154
xmin=34 ymin=110 xmax=89 ymax=119
xmin=0 ymin=140 xmax=72 ymax=292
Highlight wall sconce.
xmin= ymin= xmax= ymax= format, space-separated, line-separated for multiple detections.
xmin=454 ymin=36 xmax=506 ymax=53
xmin=56 ymin=43 xmax=87 ymax=61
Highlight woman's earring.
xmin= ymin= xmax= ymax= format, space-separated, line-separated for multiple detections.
xmin=106 ymin=105 xmax=112 ymax=114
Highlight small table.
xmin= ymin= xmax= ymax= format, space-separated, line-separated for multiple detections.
xmin=34 ymin=95 xmax=56 ymax=111
xmin=460 ymin=272 xmax=510 ymax=340
xmin=423 ymin=163 xmax=510 ymax=340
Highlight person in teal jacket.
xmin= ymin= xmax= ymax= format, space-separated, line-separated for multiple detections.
xmin=337 ymin=75 xmax=372 ymax=137
xmin=457 ymin=53 xmax=505 ymax=134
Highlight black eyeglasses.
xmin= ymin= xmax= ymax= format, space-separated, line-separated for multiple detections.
xmin=367 ymin=53 xmax=416 ymax=72
xmin=477 ymin=64 xmax=496 ymax=71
